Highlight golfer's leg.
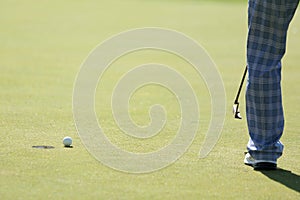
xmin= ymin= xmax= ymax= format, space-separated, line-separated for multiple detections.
xmin=246 ymin=0 xmax=299 ymax=162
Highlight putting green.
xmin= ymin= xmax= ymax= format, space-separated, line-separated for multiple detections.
xmin=0 ymin=0 xmax=299 ymax=199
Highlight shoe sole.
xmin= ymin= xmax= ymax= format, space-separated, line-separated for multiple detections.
xmin=244 ymin=162 xmax=253 ymax=167
xmin=253 ymin=162 xmax=277 ymax=171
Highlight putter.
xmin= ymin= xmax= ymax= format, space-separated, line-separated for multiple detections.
xmin=233 ymin=66 xmax=248 ymax=119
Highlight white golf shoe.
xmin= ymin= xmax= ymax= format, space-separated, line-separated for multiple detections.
xmin=244 ymin=153 xmax=277 ymax=170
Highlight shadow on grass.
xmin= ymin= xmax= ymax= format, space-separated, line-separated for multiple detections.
xmin=261 ymin=168 xmax=300 ymax=193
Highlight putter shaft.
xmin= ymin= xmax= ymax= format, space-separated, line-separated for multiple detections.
xmin=233 ymin=66 xmax=248 ymax=119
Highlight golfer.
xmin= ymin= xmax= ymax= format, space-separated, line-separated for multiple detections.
xmin=244 ymin=0 xmax=299 ymax=170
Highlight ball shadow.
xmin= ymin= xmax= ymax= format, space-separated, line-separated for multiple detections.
xmin=64 ymin=146 xmax=73 ymax=148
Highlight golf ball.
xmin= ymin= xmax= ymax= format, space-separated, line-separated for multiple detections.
xmin=63 ymin=136 xmax=72 ymax=147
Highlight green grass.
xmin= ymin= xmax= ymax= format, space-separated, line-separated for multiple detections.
xmin=1 ymin=0 xmax=300 ymax=199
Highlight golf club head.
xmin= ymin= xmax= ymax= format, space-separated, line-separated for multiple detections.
xmin=233 ymin=103 xmax=242 ymax=119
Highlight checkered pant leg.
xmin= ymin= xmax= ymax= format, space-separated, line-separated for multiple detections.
xmin=246 ymin=0 xmax=299 ymax=161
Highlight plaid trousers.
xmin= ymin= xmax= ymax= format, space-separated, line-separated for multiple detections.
xmin=246 ymin=0 xmax=299 ymax=162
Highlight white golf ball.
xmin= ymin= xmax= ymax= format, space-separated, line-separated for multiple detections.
xmin=63 ymin=136 xmax=72 ymax=147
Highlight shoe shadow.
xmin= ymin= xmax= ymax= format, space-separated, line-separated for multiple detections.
xmin=260 ymin=168 xmax=300 ymax=193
